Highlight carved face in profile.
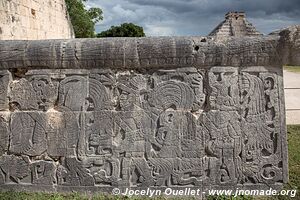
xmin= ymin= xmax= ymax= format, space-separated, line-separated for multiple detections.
xmin=119 ymin=91 xmax=136 ymax=110
xmin=264 ymin=77 xmax=274 ymax=90
xmin=117 ymin=75 xmax=146 ymax=111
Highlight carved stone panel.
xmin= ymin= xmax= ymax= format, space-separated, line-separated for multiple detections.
xmin=10 ymin=112 xmax=48 ymax=156
xmin=0 ymin=34 xmax=290 ymax=194
xmin=0 ymin=66 xmax=287 ymax=192
xmin=47 ymin=111 xmax=82 ymax=158
xmin=9 ymin=75 xmax=58 ymax=111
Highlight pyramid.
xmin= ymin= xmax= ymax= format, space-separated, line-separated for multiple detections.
xmin=209 ymin=12 xmax=262 ymax=39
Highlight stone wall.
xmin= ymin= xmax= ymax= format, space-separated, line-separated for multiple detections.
xmin=0 ymin=0 xmax=74 ymax=40
xmin=0 ymin=26 xmax=299 ymax=195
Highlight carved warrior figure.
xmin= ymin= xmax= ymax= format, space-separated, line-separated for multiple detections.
xmin=238 ymin=72 xmax=282 ymax=184
xmin=10 ymin=112 xmax=48 ymax=156
xmin=126 ymin=69 xmax=210 ymax=187
xmin=201 ymin=67 xmax=242 ymax=185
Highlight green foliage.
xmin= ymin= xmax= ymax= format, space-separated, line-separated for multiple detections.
xmin=206 ymin=195 xmax=253 ymax=200
xmin=97 ymin=23 xmax=145 ymax=37
xmin=0 ymin=191 xmax=84 ymax=200
xmin=0 ymin=192 xmax=185 ymax=200
xmin=87 ymin=7 xmax=103 ymax=23
xmin=65 ymin=0 xmax=103 ymax=38
xmin=283 ymin=65 xmax=300 ymax=73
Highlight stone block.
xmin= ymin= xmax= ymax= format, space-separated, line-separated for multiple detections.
xmin=9 ymin=112 xmax=48 ymax=156
xmin=0 ymin=71 xmax=11 ymax=111
xmin=0 ymin=154 xmax=56 ymax=186
xmin=47 ymin=111 xmax=82 ymax=158
xmin=9 ymin=74 xmax=58 ymax=111
xmin=0 ymin=112 xmax=9 ymax=156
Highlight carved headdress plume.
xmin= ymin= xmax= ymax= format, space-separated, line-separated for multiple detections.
xmin=117 ymin=74 xmax=147 ymax=94
xmin=149 ymin=81 xmax=195 ymax=110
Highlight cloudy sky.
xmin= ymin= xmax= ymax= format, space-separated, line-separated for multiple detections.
xmin=85 ymin=0 xmax=300 ymax=36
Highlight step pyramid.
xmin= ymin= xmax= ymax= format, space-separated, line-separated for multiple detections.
xmin=209 ymin=12 xmax=262 ymax=39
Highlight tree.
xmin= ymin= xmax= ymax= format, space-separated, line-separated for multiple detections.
xmin=65 ymin=0 xmax=103 ymax=38
xmin=97 ymin=23 xmax=145 ymax=37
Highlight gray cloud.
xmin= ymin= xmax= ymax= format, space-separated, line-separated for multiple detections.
xmin=86 ymin=0 xmax=300 ymax=36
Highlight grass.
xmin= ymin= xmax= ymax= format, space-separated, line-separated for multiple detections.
xmin=0 ymin=125 xmax=299 ymax=200
xmin=283 ymin=65 xmax=300 ymax=73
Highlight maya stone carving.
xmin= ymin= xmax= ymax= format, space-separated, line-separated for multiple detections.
xmin=0 ymin=24 xmax=299 ymax=193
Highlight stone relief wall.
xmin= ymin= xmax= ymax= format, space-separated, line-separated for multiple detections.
xmin=0 ymin=67 xmax=286 ymax=191
xmin=0 ymin=25 xmax=299 ymax=193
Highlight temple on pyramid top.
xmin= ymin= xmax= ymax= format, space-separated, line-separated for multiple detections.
xmin=209 ymin=11 xmax=262 ymax=39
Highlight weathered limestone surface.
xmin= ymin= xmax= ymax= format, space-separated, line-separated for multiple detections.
xmin=0 ymin=0 xmax=74 ymax=40
xmin=0 ymin=25 xmax=299 ymax=195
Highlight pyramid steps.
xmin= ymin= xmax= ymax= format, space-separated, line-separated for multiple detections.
xmin=209 ymin=12 xmax=262 ymax=39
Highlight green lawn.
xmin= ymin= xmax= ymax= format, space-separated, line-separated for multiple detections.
xmin=284 ymin=66 xmax=300 ymax=73
xmin=0 ymin=125 xmax=299 ymax=200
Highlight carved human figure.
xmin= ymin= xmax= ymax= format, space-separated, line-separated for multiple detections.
xmin=262 ymin=75 xmax=279 ymax=123
xmin=208 ymin=67 xmax=239 ymax=111
xmin=202 ymin=110 xmax=241 ymax=184
xmin=202 ymin=67 xmax=242 ymax=185
xmin=117 ymin=74 xmax=147 ymax=111
xmin=239 ymin=72 xmax=280 ymax=183
xmin=85 ymin=111 xmax=114 ymax=156
xmin=58 ymin=76 xmax=87 ymax=111
xmin=150 ymin=109 xmax=181 ymax=158
xmin=240 ymin=73 xmax=274 ymax=157
xmin=108 ymin=75 xmax=154 ymax=186
xmin=10 ymin=112 xmax=47 ymax=156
